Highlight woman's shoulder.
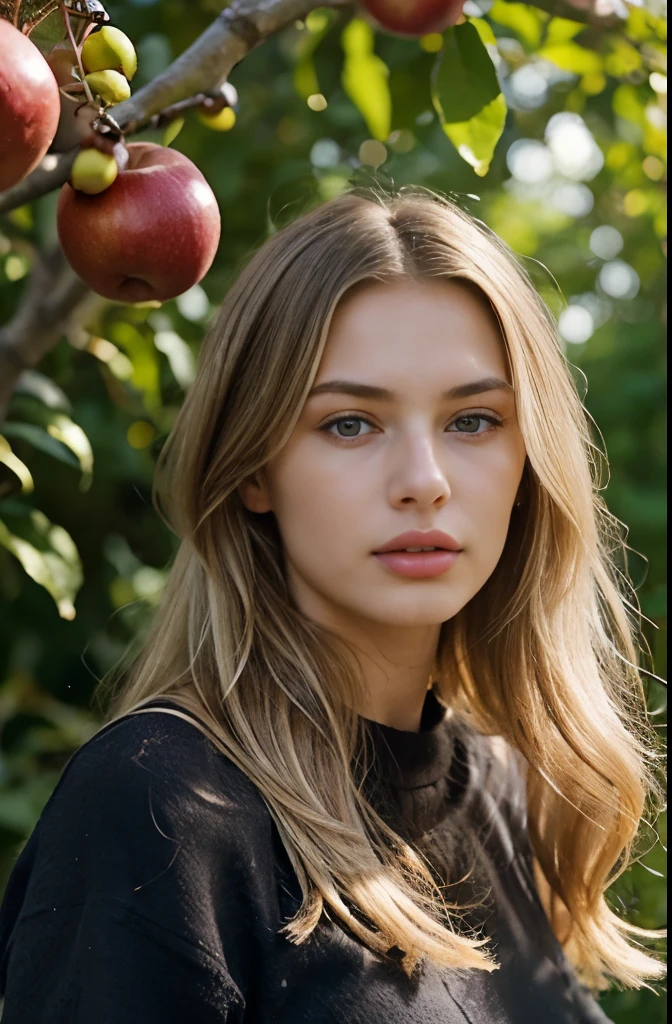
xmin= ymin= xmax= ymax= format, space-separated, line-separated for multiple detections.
xmin=33 ymin=700 xmax=276 ymax=860
xmin=0 ymin=700 xmax=281 ymax=964
xmin=69 ymin=699 xmax=261 ymax=785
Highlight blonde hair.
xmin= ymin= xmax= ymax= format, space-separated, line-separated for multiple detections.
xmin=100 ymin=187 xmax=665 ymax=987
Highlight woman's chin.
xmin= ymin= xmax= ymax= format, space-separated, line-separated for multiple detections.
xmin=353 ymin=595 xmax=464 ymax=629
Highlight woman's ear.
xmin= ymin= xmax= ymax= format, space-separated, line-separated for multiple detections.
xmin=238 ymin=471 xmax=273 ymax=514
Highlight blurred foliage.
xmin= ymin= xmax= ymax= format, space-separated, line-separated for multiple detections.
xmin=0 ymin=1 xmax=666 ymax=1020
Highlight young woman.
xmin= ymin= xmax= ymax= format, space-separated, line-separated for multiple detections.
xmin=0 ymin=188 xmax=665 ymax=1023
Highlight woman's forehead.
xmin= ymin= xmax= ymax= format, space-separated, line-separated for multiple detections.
xmin=317 ymin=279 xmax=510 ymax=388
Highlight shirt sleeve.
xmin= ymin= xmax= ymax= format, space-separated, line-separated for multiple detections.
xmin=0 ymin=708 xmax=277 ymax=1023
xmin=0 ymin=897 xmax=243 ymax=1024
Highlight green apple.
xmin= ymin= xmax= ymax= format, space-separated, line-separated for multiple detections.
xmin=81 ymin=26 xmax=137 ymax=81
xmin=70 ymin=148 xmax=119 ymax=194
xmin=198 ymin=107 xmax=236 ymax=132
xmin=85 ymin=70 xmax=131 ymax=105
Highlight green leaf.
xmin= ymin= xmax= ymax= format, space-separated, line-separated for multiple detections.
xmin=625 ymin=5 xmax=666 ymax=44
xmin=45 ymin=412 xmax=93 ymax=490
xmin=153 ymin=329 xmax=196 ymax=390
xmin=341 ymin=17 xmax=391 ymax=143
xmin=605 ymin=37 xmax=643 ymax=78
xmin=163 ymin=116 xmax=185 ymax=148
xmin=108 ymin=320 xmax=161 ymax=413
xmin=538 ymin=43 xmax=604 ymax=75
xmin=389 ymin=52 xmax=434 ymax=132
xmin=431 ymin=21 xmax=506 ymax=177
xmin=544 ymin=17 xmax=585 ymax=45
xmin=489 ymin=0 xmax=544 ymax=48
xmin=3 ymin=402 xmax=92 ymax=490
xmin=0 ymin=506 xmax=83 ymax=619
xmin=1 ymin=421 xmax=80 ymax=471
xmin=613 ymin=83 xmax=645 ymax=125
xmin=0 ymin=0 xmax=58 ymax=34
xmin=293 ymin=8 xmax=334 ymax=101
xmin=294 ymin=57 xmax=320 ymax=101
xmin=23 ymin=6 xmax=65 ymax=51
xmin=0 ymin=435 xmax=34 ymax=496
xmin=294 ymin=41 xmax=322 ymax=101
xmin=12 ymin=369 xmax=72 ymax=413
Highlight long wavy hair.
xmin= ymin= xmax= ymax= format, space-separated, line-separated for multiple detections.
xmin=100 ymin=187 xmax=665 ymax=988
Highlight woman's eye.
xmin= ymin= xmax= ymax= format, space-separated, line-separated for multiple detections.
xmin=322 ymin=416 xmax=374 ymax=439
xmin=449 ymin=414 xmax=502 ymax=437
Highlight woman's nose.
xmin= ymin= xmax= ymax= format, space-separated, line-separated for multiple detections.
xmin=387 ymin=434 xmax=451 ymax=509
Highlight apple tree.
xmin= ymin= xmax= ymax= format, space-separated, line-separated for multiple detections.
xmin=0 ymin=2 xmax=666 ymax=1020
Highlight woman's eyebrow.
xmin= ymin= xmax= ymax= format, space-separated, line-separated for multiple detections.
xmin=307 ymin=376 xmax=514 ymax=401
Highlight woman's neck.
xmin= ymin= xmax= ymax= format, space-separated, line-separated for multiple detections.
xmin=346 ymin=621 xmax=441 ymax=732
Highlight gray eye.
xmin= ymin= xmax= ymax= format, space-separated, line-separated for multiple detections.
xmin=336 ymin=419 xmax=362 ymax=437
xmin=455 ymin=416 xmax=481 ymax=433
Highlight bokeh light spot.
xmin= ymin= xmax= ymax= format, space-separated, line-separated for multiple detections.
xmin=623 ymin=189 xmax=648 ymax=217
xmin=598 ymin=261 xmax=640 ymax=299
xmin=559 ymin=305 xmax=594 ymax=345
xmin=590 ymin=226 xmax=624 ymax=260
xmin=509 ymin=65 xmax=548 ymax=109
xmin=649 ymin=72 xmax=667 ymax=94
xmin=310 ymin=139 xmax=341 ymax=168
xmin=506 ymin=139 xmax=553 ymax=184
xmin=420 ymin=33 xmax=443 ymax=52
xmin=642 ymin=155 xmax=665 ymax=181
xmin=388 ymin=129 xmax=415 ymax=154
xmin=176 ymin=284 xmax=209 ymax=322
xmin=359 ymin=140 xmax=387 ymax=167
xmin=307 ymin=94 xmax=328 ymax=111
xmin=127 ymin=421 xmax=157 ymax=450
xmin=581 ymin=72 xmax=606 ymax=96
xmin=5 ymin=255 xmax=29 ymax=281
xmin=132 ymin=567 xmax=165 ymax=599
xmin=551 ymin=183 xmax=594 ymax=217
xmin=545 ymin=113 xmax=604 ymax=181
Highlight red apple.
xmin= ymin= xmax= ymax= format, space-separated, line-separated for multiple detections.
xmin=57 ymin=142 xmax=221 ymax=303
xmin=0 ymin=19 xmax=61 ymax=191
xmin=360 ymin=0 xmax=465 ymax=36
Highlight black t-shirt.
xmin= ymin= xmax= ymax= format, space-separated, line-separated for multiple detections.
xmin=0 ymin=686 xmax=614 ymax=1023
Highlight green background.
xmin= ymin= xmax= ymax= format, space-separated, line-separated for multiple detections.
xmin=0 ymin=1 xmax=666 ymax=1020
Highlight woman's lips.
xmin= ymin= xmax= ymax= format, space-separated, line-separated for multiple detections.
xmin=373 ymin=550 xmax=461 ymax=578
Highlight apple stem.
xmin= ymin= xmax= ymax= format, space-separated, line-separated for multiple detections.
xmin=60 ymin=3 xmax=96 ymax=108
xmin=79 ymin=22 xmax=98 ymax=48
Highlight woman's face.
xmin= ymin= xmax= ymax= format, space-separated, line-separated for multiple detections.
xmin=239 ymin=279 xmax=527 ymax=632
